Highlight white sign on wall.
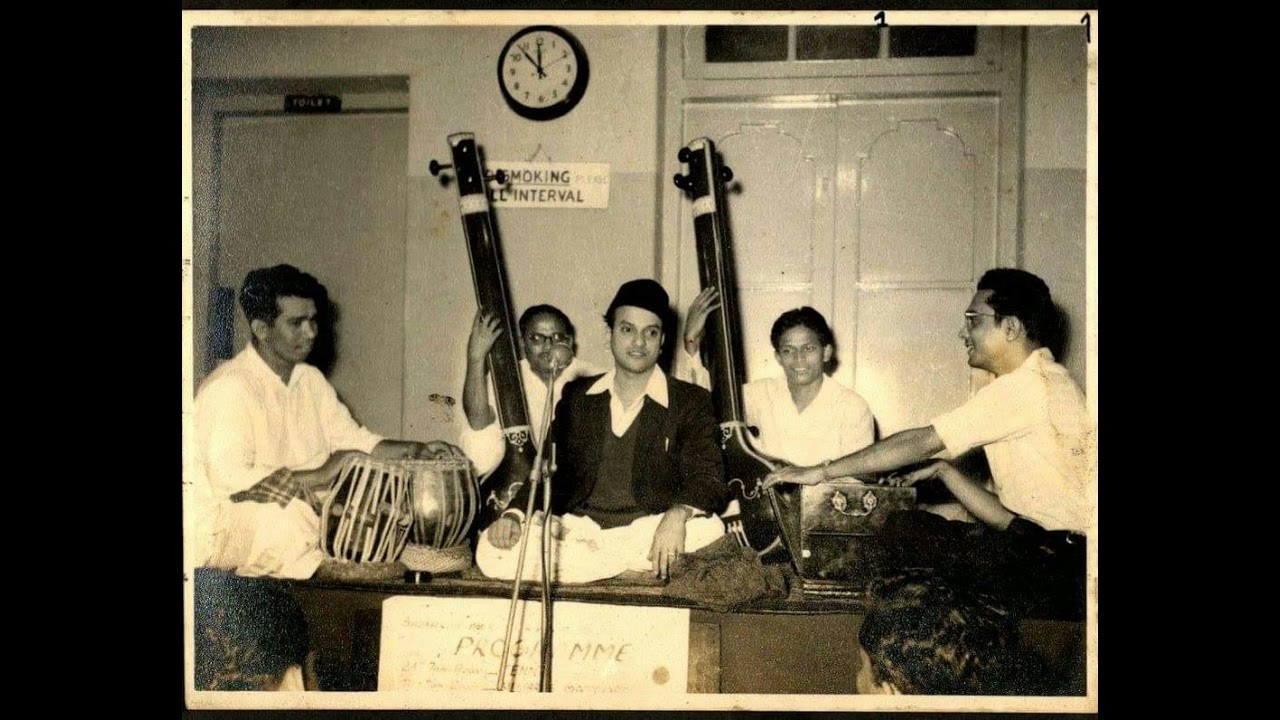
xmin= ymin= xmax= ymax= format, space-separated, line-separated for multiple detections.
xmin=378 ymin=597 xmax=689 ymax=693
xmin=487 ymin=162 xmax=611 ymax=209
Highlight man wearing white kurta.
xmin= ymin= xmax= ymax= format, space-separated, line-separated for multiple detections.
xmin=680 ymin=296 xmax=875 ymax=468
xmin=189 ymin=264 xmax=458 ymax=579
xmin=457 ymin=305 xmax=601 ymax=481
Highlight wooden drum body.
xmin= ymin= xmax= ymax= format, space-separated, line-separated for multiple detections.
xmin=319 ymin=455 xmax=479 ymax=574
xmin=320 ymin=457 xmax=415 ymax=564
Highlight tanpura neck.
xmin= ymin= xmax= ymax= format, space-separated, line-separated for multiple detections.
xmin=788 ymin=375 xmax=823 ymax=413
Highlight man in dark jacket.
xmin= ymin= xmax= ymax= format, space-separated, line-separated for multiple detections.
xmin=476 ymin=279 xmax=729 ymax=582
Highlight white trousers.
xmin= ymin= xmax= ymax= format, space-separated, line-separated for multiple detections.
xmin=475 ymin=511 xmax=725 ymax=584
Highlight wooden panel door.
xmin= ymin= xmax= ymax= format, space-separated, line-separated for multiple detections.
xmin=678 ymin=99 xmax=838 ymax=385
xmin=837 ymin=97 xmax=1006 ymax=435
xmin=674 ymin=94 xmax=1010 ymax=440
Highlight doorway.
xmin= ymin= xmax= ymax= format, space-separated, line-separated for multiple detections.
xmin=195 ymin=82 xmax=410 ymax=437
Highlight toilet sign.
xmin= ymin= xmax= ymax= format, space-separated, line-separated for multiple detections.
xmin=378 ymin=597 xmax=689 ymax=693
xmin=486 ymin=162 xmax=611 ymax=209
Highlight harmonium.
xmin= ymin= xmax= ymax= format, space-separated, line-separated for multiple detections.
xmin=780 ymin=478 xmax=916 ymax=599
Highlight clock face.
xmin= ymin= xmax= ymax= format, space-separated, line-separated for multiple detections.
xmin=498 ymin=26 xmax=588 ymax=121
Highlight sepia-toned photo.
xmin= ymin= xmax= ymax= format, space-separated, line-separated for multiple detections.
xmin=182 ymin=8 xmax=1097 ymax=713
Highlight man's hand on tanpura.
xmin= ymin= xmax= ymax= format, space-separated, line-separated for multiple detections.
xmin=649 ymin=505 xmax=693 ymax=580
xmin=682 ymin=287 xmax=721 ymax=356
xmin=468 ymin=309 xmax=503 ymax=367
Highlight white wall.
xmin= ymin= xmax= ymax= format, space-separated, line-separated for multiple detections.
xmin=192 ymin=25 xmax=663 ymax=443
xmin=215 ymin=112 xmax=409 ymax=437
xmin=1021 ymin=26 xmax=1089 ymax=388
xmin=404 ymin=26 xmax=662 ymax=444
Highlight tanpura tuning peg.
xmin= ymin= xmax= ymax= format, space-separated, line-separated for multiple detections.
xmin=429 ymin=159 xmax=452 ymax=177
xmin=677 ymin=147 xmax=692 ymax=163
xmin=720 ymin=165 xmax=734 ymax=183
xmin=673 ymin=173 xmax=691 ymax=191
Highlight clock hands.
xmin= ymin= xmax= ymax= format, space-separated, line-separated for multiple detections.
xmin=519 ymin=46 xmax=546 ymax=79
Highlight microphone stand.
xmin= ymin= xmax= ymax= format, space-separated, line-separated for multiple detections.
xmin=495 ymin=351 xmax=565 ymax=692
xmin=538 ymin=413 xmax=556 ymax=692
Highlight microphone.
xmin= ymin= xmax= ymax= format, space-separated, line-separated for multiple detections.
xmin=545 ymin=342 xmax=574 ymax=379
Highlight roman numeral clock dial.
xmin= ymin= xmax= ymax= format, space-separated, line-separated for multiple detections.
xmin=498 ymin=26 xmax=589 ymax=121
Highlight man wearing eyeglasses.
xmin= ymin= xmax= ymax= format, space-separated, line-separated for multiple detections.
xmin=459 ymin=304 xmax=601 ymax=478
xmin=765 ymin=269 xmax=1094 ymax=591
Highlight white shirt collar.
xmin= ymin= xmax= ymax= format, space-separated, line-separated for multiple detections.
xmin=1021 ymin=347 xmax=1055 ymax=371
xmin=585 ymin=365 xmax=669 ymax=409
xmin=245 ymin=342 xmax=297 ymax=386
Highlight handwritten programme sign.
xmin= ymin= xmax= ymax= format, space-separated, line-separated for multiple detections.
xmin=487 ymin=162 xmax=610 ymax=209
xmin=378 ymin=597 xmax=689 ymax=693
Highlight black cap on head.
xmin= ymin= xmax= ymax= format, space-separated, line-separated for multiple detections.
xmin=604 ymin=278 xmax=671 ymax=329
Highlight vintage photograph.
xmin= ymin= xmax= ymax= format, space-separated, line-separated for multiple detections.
xmin=182 ymin=9 xmax=1097 ymax=712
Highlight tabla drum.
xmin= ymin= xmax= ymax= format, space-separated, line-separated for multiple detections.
xmin=396 ymin=457 xmax=480 ymax=573
xmin=319 ymin=456 xmax=415 ymax=564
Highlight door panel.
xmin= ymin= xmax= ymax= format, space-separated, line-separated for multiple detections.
xmin=675 ymin=94 xmax=1006 ymax=438
xmin=853 ymin=289 xmax=974 ymax=435
xmin=838 ymin=97 xmax=1002 ymax=434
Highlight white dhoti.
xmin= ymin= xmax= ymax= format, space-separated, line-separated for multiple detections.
xmin=202 ymin=498 xmax=325 ymax=580
xmin=475 ymin=511 xmax=725 ymax=584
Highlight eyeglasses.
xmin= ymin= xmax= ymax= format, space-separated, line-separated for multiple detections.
xmin=963 ymin=311 xmax=999 ymax=330
xmin=777 ymin=343 xmax=823 ymax=359
xmin=525 ymin=332 xmax=572 ymax=347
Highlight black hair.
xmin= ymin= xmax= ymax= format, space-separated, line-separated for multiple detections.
xmin=859 ymin=573 xmax=1051 ymax=695
xmin=769 ymin=306 xmax=835 ymax=349
xmin=518 ymin=304 xmax=575 ymax=339
xmin=770 ymin=306 xmax=838 ymax=374
xmin=976 ymin=268 xmax=1056 ymax=347
xmin=194 ymin=571 xmax=310 ymax=691
xmin=238 ymin=264 xmax=328 ymax=326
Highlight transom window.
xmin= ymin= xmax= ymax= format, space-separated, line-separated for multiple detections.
xmin=684 ymin=25 xmax=998 ymax=80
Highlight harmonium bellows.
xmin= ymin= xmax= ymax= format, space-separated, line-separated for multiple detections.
xmin=795 ymin=480 xmax=916 ymax=599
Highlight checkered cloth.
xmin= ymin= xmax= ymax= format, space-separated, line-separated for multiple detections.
xmin=230 ymin=468 xmax=319 ymax=512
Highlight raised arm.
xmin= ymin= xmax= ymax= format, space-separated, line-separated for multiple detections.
xmin=681 ymin=286 xmax=721 ymax=359
xmin=462 ymin=309 xmax=503 ymax=431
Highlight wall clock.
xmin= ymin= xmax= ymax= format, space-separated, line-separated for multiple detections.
xmin=498 ymin=26 xmax=589 ymax=122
